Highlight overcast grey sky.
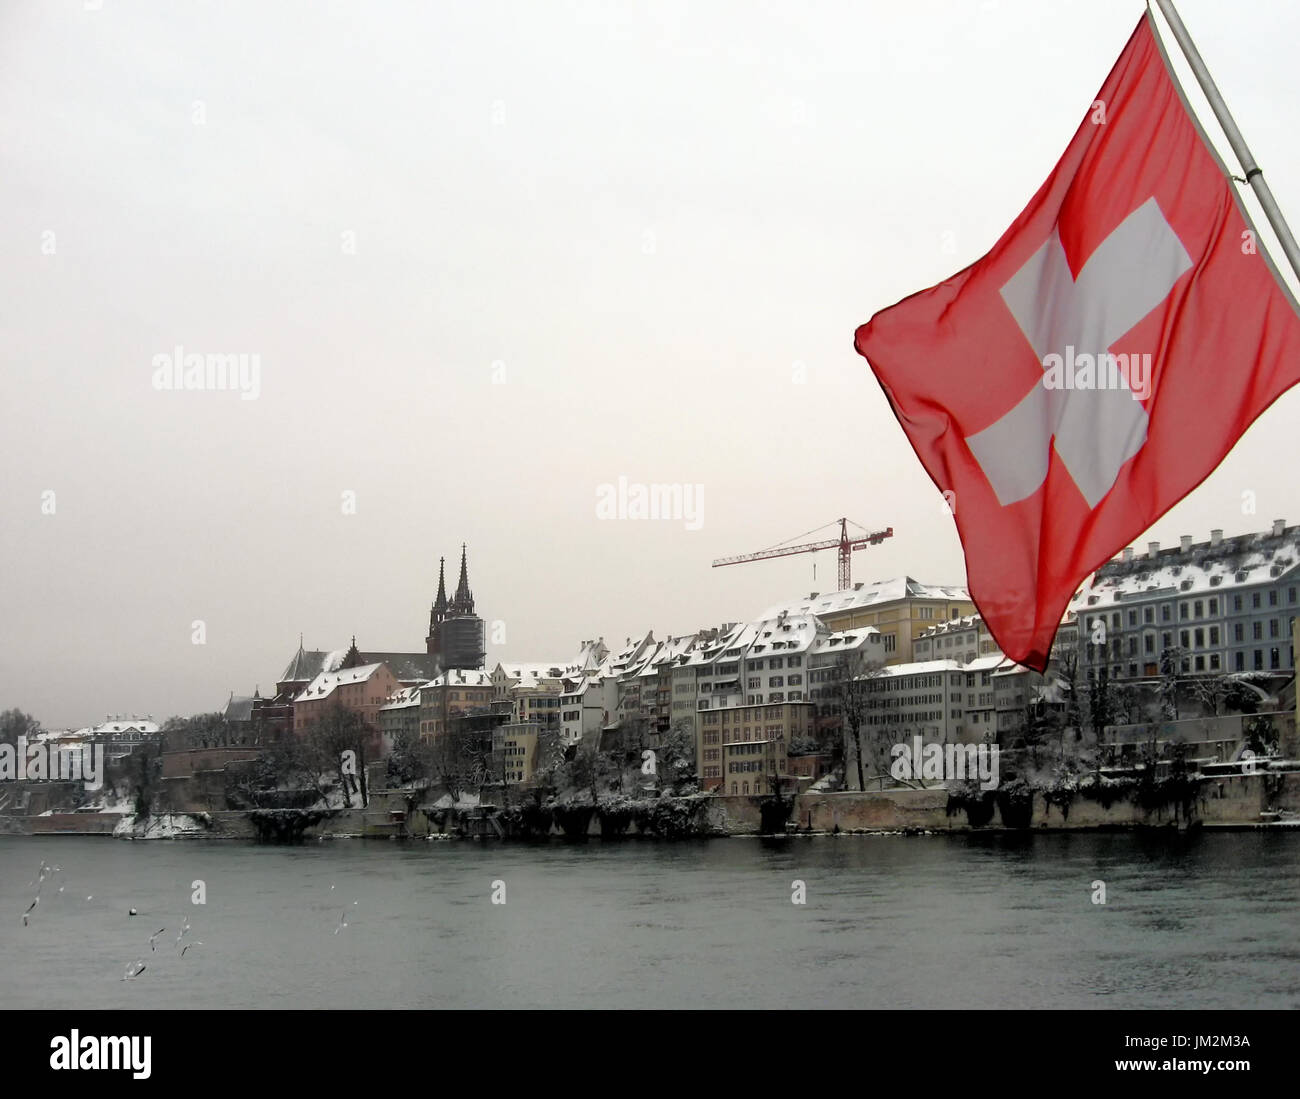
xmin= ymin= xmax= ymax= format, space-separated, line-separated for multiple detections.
xmin=4 ymin=0 xmax=1300 ymax=728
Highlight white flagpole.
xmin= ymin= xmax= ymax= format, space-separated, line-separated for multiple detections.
xmin=1154 ymin=0 xmax=1300 ymax=282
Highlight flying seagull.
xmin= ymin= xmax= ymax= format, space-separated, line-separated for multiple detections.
xmin=334 ymin=910 xmax=349 ymax=934
xmin=22 ymin=897 xmax=38 ymax=926
xmin=149 ymin=927 xmax=166 ymax=951
xmin=122 ymin=960 xmax=146 ymax=980
xmin=180 ymin=941 xmax=203 ymax=957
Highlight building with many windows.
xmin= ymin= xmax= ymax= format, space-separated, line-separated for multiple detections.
xmin=860 ymin=660 xmax=967 ymax=743
xmin=756 ymin=577 xmax=973 ymax=665
xmin=293 ymin=661 xmax=400 ymax=758
xmin=697 ymin=701 xmax=813 ymax=794
xmin=1071 ymin=521 xmax=1300 ymax=685
xmin=492 ymin=723 xmax=541 ymax=786
xmin=913 ymin=615 xmax=998 ymax=665
xmin=559 ymin=672 xmax=618 ymax=748
xmin=378 ymin=685 xmax=422 ymax=752
xmin=491 ymin=662 xmax=568 ymax=726
xmin=418 ymin=668 xmax=495 ymax=740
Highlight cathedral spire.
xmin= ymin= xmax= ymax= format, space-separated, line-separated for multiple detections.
xmin=433 ymin=556 xmax=448 ymax=615
xmin=452 ymin=543 xmax=474 ymax=612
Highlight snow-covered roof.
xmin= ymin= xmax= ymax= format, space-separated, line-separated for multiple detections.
xmin=34 ymin=729 xmax=91 ymax=742
xmin=962 ymin=654 xmax=1007 ymax=674
xmin=380 ymin=686 xmax=422 ymax=711
xmin=88 ymin=719 xmax=160 ymax=736
xmin=871 ymin=659 xmax=964 ymax=679
xmin=1072 ymin=523 xmax=1300 ymax=610
xmin=917 ymin=613 xmax=984 ymax=639
xmin=425 ymin=668 xmax=493 ymax=688
xmin=295 ymin=663 xmax=386 ymax=703
xmin=560 ymin=674 xmax=604 ymax=697
xmin=809 ymin=627 xmax=881 ymax=655
xmin=649 ymin=634 xmax=701 ymax=668
xmin=608 ymin=631 xmax=656 ymax=669
xmin=568 ymin=638 xmax=610 ymax=673
xmin=495 ymin=661 xmax=567 ymax=679
xmin=757 ymin=576 xmax=970 ymax=621
xmin=280 ymin=645 xmax=436 ymax=685
xmin=744 ymin=613 xmax=826 ymax=657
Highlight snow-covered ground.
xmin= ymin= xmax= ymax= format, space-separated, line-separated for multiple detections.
xmin=113 ymin=813 xmax=211 ymax=839
xmin=427 ymin=791 xmax=481 ymax=811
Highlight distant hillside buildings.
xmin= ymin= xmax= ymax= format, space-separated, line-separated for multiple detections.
xmin=199 ymin=521 xmax=1298 ymax=796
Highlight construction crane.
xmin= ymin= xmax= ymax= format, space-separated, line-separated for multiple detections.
xmin=711 ymin=518 xmax=894 ymax=591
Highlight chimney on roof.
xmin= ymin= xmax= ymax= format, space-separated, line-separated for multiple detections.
xmin=1273 ymin=519 xmax=1285 ymax=536
xmin=809 ymin=592 xmax=819 ymax=599
xmin=1122 ymin=547 xmax=1134 ymax=562
xmin=854 ymin=582 xmax=863 ymax=590
xmin=1148 ymin=541 xmax=1160 ymax=558
xmin=1211 ymin=528 xmax=1223 ymax=547
xmin=1180 ymin=535 xmax=1192 ymax=552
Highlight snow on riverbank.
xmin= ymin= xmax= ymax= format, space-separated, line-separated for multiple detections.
xmin=113 ymin=812 xmax=212 ymax=839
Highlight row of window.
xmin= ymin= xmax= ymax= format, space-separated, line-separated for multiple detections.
xmin=867 ymin=711 xmax=945 ymax=725
xmin=871 ymin=693 xmax=945 ymax=708
xmin=1089 ymin=587 xmax=1297 ymax=634
xmin=1090 ymin=618 xmax=1296 ymax=662
xmin=1090 ymin=645 xmax=1291 ymax=680
xmin=748 ymin=656 xmax=802 ymax=669
xmin=744 ymin=674 xmax=803 ymax=688
xmin=701 ymin=706 xmax=790 ymax=723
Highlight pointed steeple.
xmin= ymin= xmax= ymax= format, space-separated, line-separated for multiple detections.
xmin=427 ymin=556 xmax=448 ymax=657
xmin=428 ymin=556 xmax=449 ymax=634
xmin=340 ymin=636 xmax=363 ymax=669
xmin=433 ymin=557 xmax=447 ymax=615
xmin=451 ymin=543 xmax=474 ymax=613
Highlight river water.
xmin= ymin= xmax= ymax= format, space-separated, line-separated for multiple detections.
xmin=2 ymin=832 xmax=1297 ymax=1009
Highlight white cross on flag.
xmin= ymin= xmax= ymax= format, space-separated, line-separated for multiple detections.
xmin=855 ymin=13 xmax=1300 ymax=671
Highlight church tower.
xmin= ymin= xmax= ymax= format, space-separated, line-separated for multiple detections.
xmin=427 ymin=546 xmax=485 ymax=669
xmin=426 ymin=556 xmax=448 ymax=656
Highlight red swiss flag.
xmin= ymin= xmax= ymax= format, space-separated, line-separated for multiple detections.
xmin=855 ymin=13 xmax=1300 ymax=672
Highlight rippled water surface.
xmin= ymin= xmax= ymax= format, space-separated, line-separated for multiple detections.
xmin=2 ymin=832 xmax=1297 ymax=1008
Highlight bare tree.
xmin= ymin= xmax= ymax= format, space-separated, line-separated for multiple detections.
xmin=1021 ymin=698 xmax=1060 ymax=767
xmin=1188 ymin=673 xmax=1229 ymax=717
xmin=301 ymin=702 xmax=371 ymax=807
xmin=0 ymin=708 xmax=42 ymax=745
xmin=162 ymin=712 xmax=230 ymax=750
xmin=1159 ymin=646 xmax=1187 ymax=721
xmin=656 ymin=717 xmax=696 ymax=794
xmin=1057 ymin=650 xmax=1084 ymax=741
xmin=529 ymin=723 xmax=566 ymax=796
xmin=830 ymin=654 xmax=885 ymax=792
